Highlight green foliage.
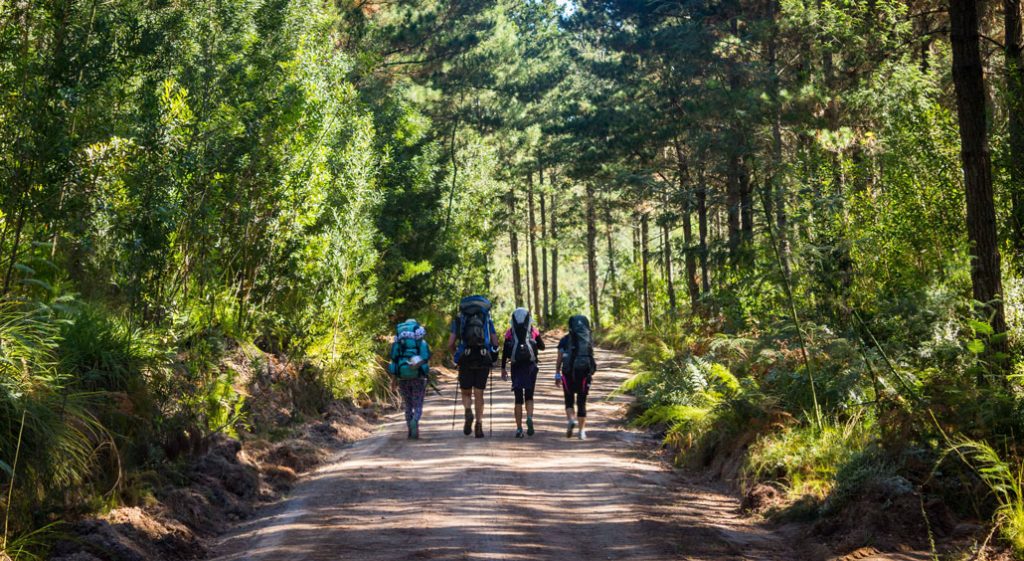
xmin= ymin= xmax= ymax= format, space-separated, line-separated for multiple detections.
xmin=745 ymin=417 xmax=874 ymax=499
xmin=947 ymin=438 xmax=1024 ymax=555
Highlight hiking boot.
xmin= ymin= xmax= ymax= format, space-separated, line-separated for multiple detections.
xmin=578 ymin=429 xmax=587 ymax=441
xmin=474 ymin=421 xmax=485 ymax=438
xmin=566 ymin=419 xmax=576 ymax=439
xmin=463 ymin=410 xmax=474 ymax=435
xmin=515 ymin=428 xmax=525 ymax=439
xmin=410 ymin=419 xmax=419 ymax=440
xmin=526 ymin=417 xmax=535 ymax=436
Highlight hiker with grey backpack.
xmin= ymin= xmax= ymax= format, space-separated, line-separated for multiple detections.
xmin=447 ymin=295 xmax=499 ymax=438
xmin=388 ymin=319 xmax=432 ymax=439
xmin=555 ymin=315 xmax=596 ymax=440
xmin=501 ymin=307 xmax=546 ymax=438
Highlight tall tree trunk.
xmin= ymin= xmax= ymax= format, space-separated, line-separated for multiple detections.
xmin=739 ymin=158 xmax=754 ymax=246
xmin=673 ymin=143 xmax=700 ymax=306
xmin=641 ymin=212 xmax=651 ymax=328
xmin=632 ymin=217 xmax=640 ymax=265
xmin=586 ymin=183 xmax=600 ymax=330
xmin=1008 ymin=0 xmax=1024 ymax=254
xmin=528 ymin=171 xmax=541 ymax=320
xmin=507 ymin=188 xmax=524 ymax=307
xmin=949 ymin=0 xmax=1007 ymax=336
xmin=662 ymin=221 xmax=677 ymax=316
xmin=727 ymin=154 xmax=742 ymax=257
xmin=605 ymin=198 xmax=618 ymax=318
xmin=697 ymin=166 xmax=710 ymax=295
xmin=551 ymin=188 xmax=559 ymax=319
xmin=540 ymin=169 xmax=550 ymax=324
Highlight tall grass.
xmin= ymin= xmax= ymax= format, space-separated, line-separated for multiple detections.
xmin=744 ymin=416 xmax=873 ymax=498
xmin=946 ymin=437 xmax=1024 ymax=555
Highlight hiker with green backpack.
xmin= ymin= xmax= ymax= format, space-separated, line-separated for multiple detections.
xmin=555 ymin=315 xmax=596 ymax=440
xmin=447 ymin=295 xmax=499 ymax=438
xmin=388 ymin=319 xmax=431 ymax=439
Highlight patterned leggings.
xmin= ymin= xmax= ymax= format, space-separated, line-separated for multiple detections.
xmin=399 ymin=377 xmax=427 ymax=424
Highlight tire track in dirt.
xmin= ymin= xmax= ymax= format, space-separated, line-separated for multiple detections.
xmin=210 ymin=340 xmax=796 ymax=561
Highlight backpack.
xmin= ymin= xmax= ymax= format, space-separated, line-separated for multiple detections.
xmin=388 ymin=319 xmax=429 ymax=380
xmin=457 ymin=296 xmax=494 ymax=362
xmin=510 ymin=309 xmax=537 ymax=365
xmin=459 ymin=296 xmax=492 ymax=348
xmin=567 ymin=314 xmax=595 ymax=378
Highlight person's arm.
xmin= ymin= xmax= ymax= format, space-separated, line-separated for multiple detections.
xmin=535 ymin=330 xmax=546 ymax=351
xmin=555 ymin=350 xmax=562 ymax=375
xmin=447 ymin=332 xmax=457 ymax=356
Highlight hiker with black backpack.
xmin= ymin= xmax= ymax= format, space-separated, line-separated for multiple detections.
xmin=500 ymin=307 xmax=546 ymax=438
xmin=555 ymin=315 xmax=596 ymax=441
xmin=447 ymin=295 xmax=499 ymax=438
xmin=387 ymin=319 xmax=431 ymax=439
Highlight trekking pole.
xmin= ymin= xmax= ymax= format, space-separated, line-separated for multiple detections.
xmin=451 ymin=383 xmax=459 ymax=431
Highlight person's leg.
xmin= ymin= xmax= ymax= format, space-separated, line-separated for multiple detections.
xmin=399 ymin=381 xmax=414 ymax=434
xmin=513 ymin=388 xmax=524 ymax=429
xmin=412 ymin=378 xmax=426 ymax=422
xmin=459 ymin=367 xmax=474 ymax=435
xmin=524 ymin=386 xmax=535 ymax=436
xmin=473 ymin=368 xmax=488 ymax=437
xmin=577 ymin=391 xmax=588 ymax=439
xmin=563 ymin=384 xmax=577 ymax=437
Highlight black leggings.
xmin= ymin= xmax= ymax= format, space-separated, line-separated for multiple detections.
xmin=563 ymin=388 xmax=587 ymax=418
xmin=513 ymin=387 xmax=535 ymax=405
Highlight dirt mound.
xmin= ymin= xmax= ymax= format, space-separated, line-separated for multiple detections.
xmin=50 ymin=399 xmax=379 ymax=561
xmin=741 ymin=483 xmax=786 ymax=514
xmin=814 ymin=475 xmax=955 ymax=553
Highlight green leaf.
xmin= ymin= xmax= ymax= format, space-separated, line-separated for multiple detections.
xmin=966 ymin=339 xmax=985 ymax=354
xmin=968 ymin=319 xmax=994 ymax=336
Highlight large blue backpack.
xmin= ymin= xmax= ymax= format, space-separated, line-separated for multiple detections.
xmin=455 ymin=295 xmax=495 ymax=363
xmin=388 ymin=319 xmax=429 ymax=380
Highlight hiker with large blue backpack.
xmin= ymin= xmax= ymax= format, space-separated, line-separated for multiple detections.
xmin=555 ymin=315 xmax=596 ymax=441
xmin=447 ymin=295 xmax=499 ymax=438
xmin=388 ymin=319 xmax=432 ymax=439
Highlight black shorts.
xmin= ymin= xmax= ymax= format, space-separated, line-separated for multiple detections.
xmin=458 ymin=364 xmax=490 ymax=390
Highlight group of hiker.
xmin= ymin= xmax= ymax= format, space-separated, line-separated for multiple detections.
xmin=387 ymin=295 xmax=596 ymax=441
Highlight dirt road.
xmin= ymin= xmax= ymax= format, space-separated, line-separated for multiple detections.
xmin=211 ymin=342 xmax=800 ymax=561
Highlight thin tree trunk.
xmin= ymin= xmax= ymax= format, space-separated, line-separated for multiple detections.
xmin=540 ymin=169 xmax=549 ymax=324
xmin=674 ymin=142 xmax=700 ymax=306
xmin=727 ymin=154 xmax=742 ymax=257
xmin=1007 ymin=0 xmax=1024 ymax=254
xmin=604 ymin=197 xmax=618 ymax=318
xmin=507 ymin=188 xmax=524 ymax=307
xmin=551 ymin=188 xmax=559 ymax=319
xmin=641 ymin=212 xmax=651 ymax=328
xmin=739 ymin=158 xmax=754 ymax=246
xmin=662 ymin=221 xmax=677 ymax=316
xmin=697 ymin=166 xmax=710 ymax=295
xmin=949 ymin=0 xmax=1007 ymax=337
xmin=632 ymin=217 xmax=640 ymax=265
xmin=528 ymin=171 xmax=541 ymax=321
xmin=586 ymin=183 xmax=600 ymax=330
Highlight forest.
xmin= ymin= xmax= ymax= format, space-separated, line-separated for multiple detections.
xmin=2 ymin=0 xmax=1024 ymax=558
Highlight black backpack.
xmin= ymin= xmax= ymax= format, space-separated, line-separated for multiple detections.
xmin=458 ymin=295 xmax=492 ymax=351
xmin=510 ymin=310 xmax=537 ymax=365
xmin=568 ymin=314 xmax=595 ymax=378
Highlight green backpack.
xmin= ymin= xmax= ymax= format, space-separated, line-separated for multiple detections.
xmin=388 ymin=319 xmax=430 ymax=380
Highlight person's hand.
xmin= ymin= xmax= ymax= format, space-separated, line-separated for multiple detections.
xmin=501 ymin=368 xmax=508 ymax=382
xmin=554 ymin=372 xmax=562 ymax=386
